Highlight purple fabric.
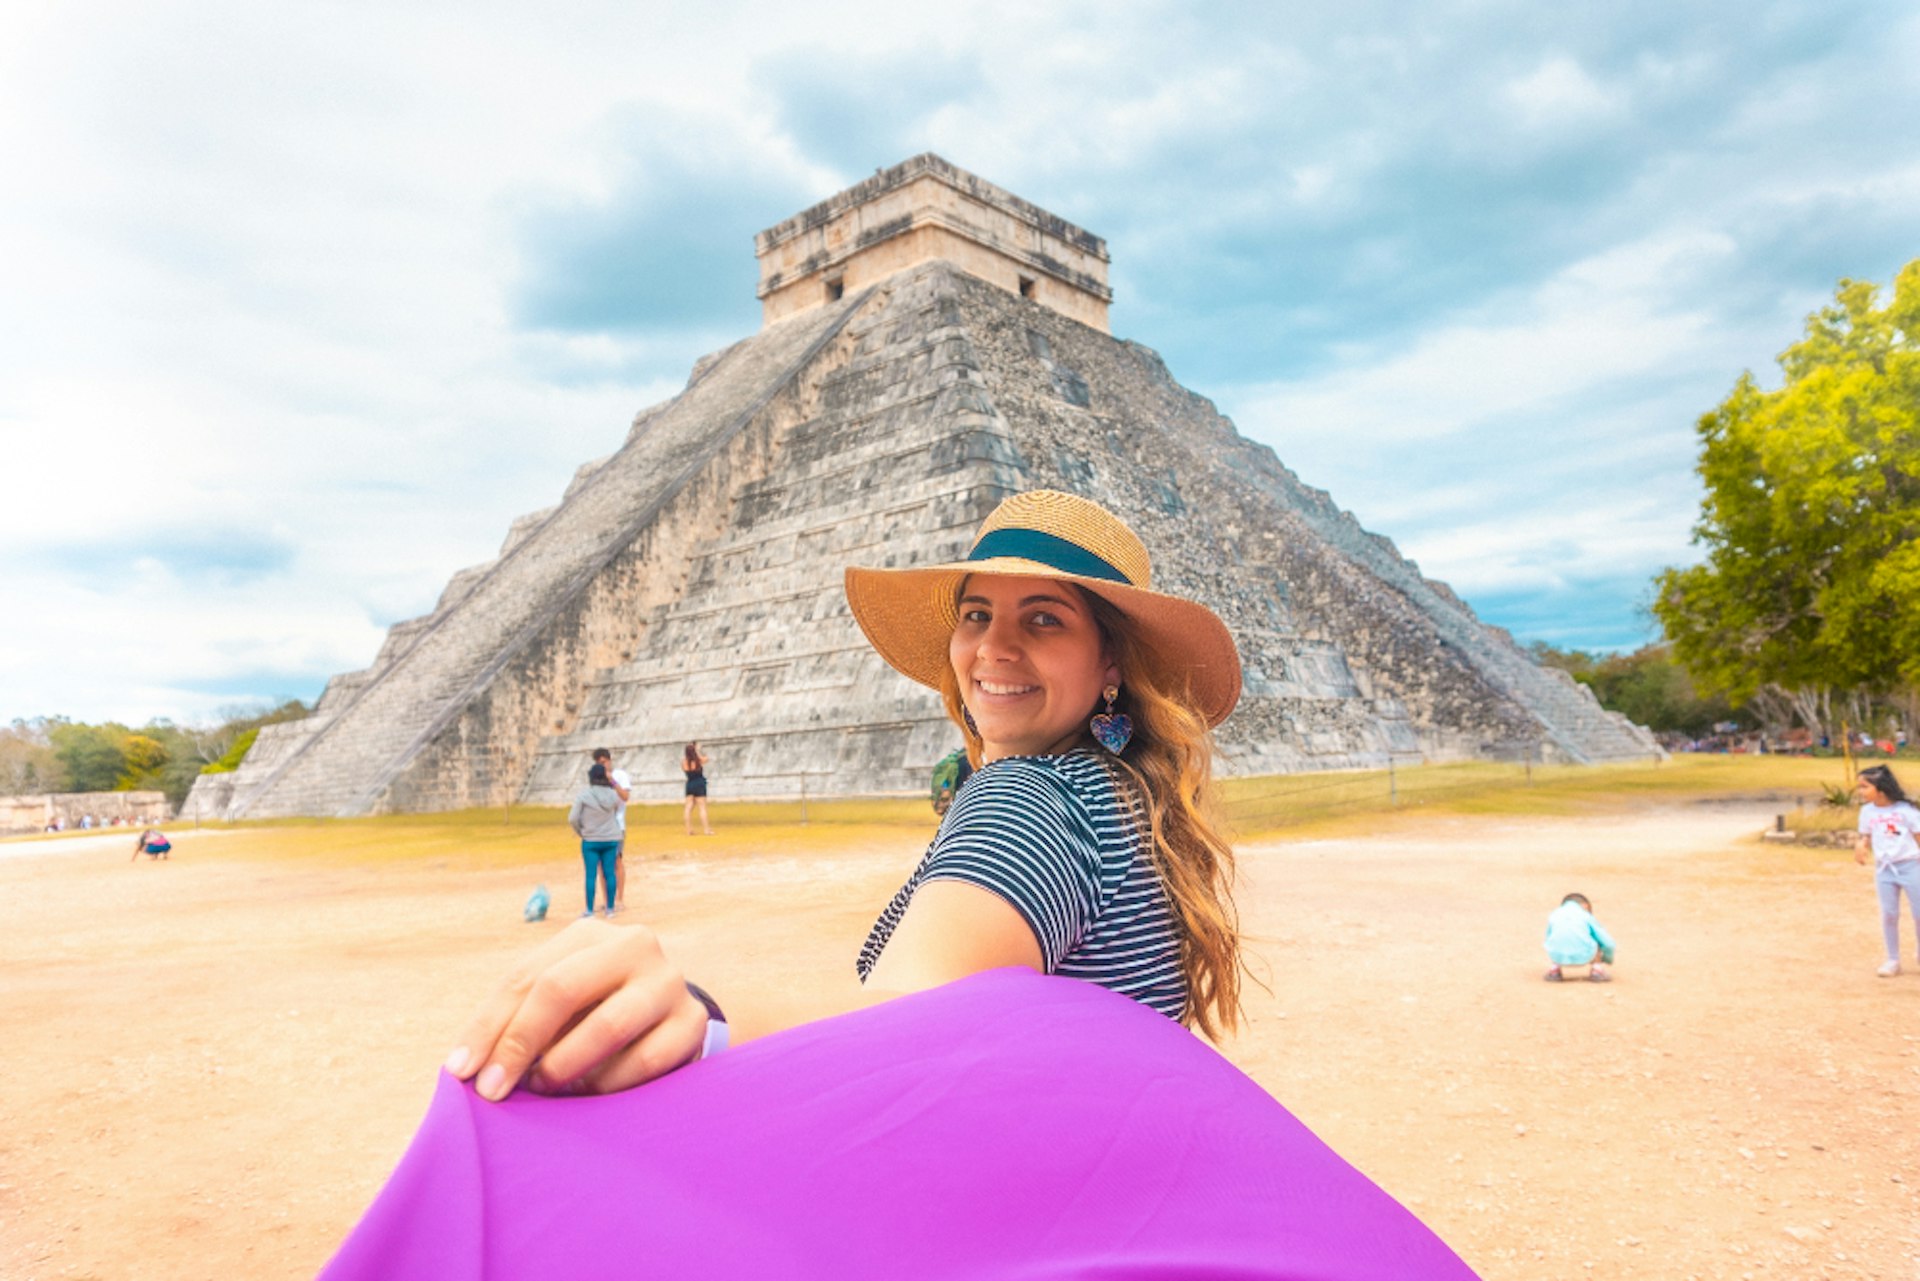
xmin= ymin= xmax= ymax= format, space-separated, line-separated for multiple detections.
xmin=321 ymin=969 xmax=1478 ymax=1280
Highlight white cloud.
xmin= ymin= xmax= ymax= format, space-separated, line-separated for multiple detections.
xmin=1235 ymin=230 xmax=1740 ymax=446
xmin=1 ymin=0 xmax=1916 ymax=718
xmin=1401 ymin=495 xmax=1692 ymax=598
xmin=1504 ymin=56 xmax=1623 ymax=128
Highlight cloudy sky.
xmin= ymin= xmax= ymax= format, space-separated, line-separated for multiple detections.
xmin=3 ymin=1 xmax=1917 ymax=726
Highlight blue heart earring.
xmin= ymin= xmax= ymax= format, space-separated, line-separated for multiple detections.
xmin=1090 ymin=685 xmax=1132 ymax=754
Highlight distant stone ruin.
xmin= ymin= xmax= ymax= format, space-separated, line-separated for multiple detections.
xmin=3 ymin=790 xmax=170 ymax=835
xmin=186 ymin=153 xmax=1658 ymax=819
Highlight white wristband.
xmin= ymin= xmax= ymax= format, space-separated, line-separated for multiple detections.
xmin=686 ymin=982 xmax=729 ymax=1060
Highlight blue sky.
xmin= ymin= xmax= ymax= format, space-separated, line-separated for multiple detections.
xmin=3 ymin=0 xmax=1917 ymax=725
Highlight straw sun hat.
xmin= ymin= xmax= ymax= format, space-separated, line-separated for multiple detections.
xmin=843 ymin=490 xmax=1243 ymax=728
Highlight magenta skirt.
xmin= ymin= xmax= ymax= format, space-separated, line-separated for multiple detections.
xmin=319 ymin=969 xmax=1477 ymax=1279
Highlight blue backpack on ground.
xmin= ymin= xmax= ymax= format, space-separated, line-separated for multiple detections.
xmin=524 ymin=885 xmax=550 ymax=923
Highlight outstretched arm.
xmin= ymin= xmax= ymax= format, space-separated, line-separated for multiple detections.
xmin=445 ymin=881 xmax=1040 ymax=1102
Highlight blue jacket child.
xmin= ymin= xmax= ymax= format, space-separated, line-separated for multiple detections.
xmin=1544 ymin=893 xmax=1617 ymax=983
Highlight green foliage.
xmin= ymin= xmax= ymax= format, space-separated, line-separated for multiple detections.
xmin=8 ymin=699 xmax=310 ymax=808
xmin=47 ymin=720 xmax=130 ymax=793
xmin=115 ymin=733 xmax=169 ymax=790
xmin=1818 ymin=781 xmax=1855 ymax=808
xmin=1527 ymin=642 xmax=1740 ymax=736
xmin=200 ymin=727 xmax=260 ymax=774
xmin=1654 ymin=260 xmax=1920 ymax=723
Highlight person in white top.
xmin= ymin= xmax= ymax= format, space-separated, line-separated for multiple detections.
xmin=592 ymin=748 xmax=633 ymax=912
xmin=1854 ymin=765 xmax=1920 ymax=977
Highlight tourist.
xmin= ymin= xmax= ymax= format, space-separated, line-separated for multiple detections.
xmin=1543 ymin=892 xmax=1617 ymax=982
xmin=446 ymin=489 xmax=1245 ymax=1098
xmin=591 ymin=748 xmax=632 ymax=909
xmin=681 ymin=742 xmax=712 ymax=836
xmin=1854 ymin=765 xmax=1920 ymax=977
xmin=328 ymin=491 xmax=1479 ymax=1278
xmin=567 ymin=764 xmax=623 ymax=919
xmin=131 ymin=828 xmax=171 ymax=861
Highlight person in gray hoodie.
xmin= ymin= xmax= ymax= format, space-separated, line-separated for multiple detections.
xmin=569 ymin=763 xmax=625 ymax=918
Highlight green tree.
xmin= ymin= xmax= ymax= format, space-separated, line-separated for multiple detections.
xmin=1585 ymin=647 xmax=1740 ymax=738
xmin=10 ymin=700 xmax=312 ymax=806
xmin=46 ymin=720 xmax=129 ymax=793
xmin=200 ymin=727 xmax=260 ymax=774
xmin=116 ymin=733 xmax=171 ymax=791
xmin=1529 ymin=642 xmax=1740 ymax=737
xmin=1654 ymin=260 xmax=1920 ymax=736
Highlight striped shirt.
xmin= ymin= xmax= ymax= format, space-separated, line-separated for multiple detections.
xmin=857 ymin=749 xmax=1188 ymax=1021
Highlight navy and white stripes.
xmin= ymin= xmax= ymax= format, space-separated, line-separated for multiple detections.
xmin=857 ymin=750 xmax=1187 ymax=1021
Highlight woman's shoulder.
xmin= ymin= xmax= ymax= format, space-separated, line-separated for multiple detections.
xmin=973 ymin=749 xmax=1113 ymax=789
xmin=959 ymin=751 xmax=1133 ymax=819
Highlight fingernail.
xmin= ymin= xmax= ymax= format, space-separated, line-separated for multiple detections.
xmin=477 ymin=1063 xmax=508 ymax=1101
xmin=444 ymin=1047 xmax=470 ymax=1076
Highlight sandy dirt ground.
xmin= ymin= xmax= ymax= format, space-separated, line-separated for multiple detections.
xmin=2 ymin=798 xmax=1916 ymax=1280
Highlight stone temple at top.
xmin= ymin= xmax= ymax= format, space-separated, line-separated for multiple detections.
xmin=186 ymin=154 xmax=1655 ymax=819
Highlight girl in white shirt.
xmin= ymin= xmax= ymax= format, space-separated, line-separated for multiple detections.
xmin=1854 ymin=765 xmax=1920 ymax=977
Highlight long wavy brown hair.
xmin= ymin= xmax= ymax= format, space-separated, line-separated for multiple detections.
xmin=938 ymin=586 xmax=1244 ymax=1040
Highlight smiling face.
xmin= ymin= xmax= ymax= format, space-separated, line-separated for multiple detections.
xmin=949 ymin=574 xmax=1119 ymax=762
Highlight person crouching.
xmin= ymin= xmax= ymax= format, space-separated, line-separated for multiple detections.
xmin=1544 ymin=892 xmax=1616 ymax=982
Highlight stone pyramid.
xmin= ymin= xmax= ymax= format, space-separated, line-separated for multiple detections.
xmin=186 ymin=154 xmax=1656 ymax=820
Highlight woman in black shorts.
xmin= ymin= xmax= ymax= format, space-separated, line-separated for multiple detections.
xmin=681 ymin=742 xmax=712 ymax=835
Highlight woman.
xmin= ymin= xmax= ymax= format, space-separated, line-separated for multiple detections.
xmin=568 ymin=763 xmax=624 ymax=919
xmin=681 ymin=742 xmax=713 ymax=836
xmin=445 ymin=489 xmax=1244 ymax=1098
xmin=330 ymin=492 xmax=1477 ymax=1279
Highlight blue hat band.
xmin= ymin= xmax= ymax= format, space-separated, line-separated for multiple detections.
xmin=966 ymin=528 xmax=1132 ymax=586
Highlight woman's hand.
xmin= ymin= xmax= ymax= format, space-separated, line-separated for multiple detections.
xmin=444 ymin=917 xmax=709 ymax=1101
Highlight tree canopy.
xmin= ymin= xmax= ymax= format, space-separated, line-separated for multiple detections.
xmin=1529 ymin=642 xmax=1741 ymax=738
xmin=1654 ymin=260 xmax=1920 ymax=734
xmin=5 ymin=700 xmax=308 ymax=807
